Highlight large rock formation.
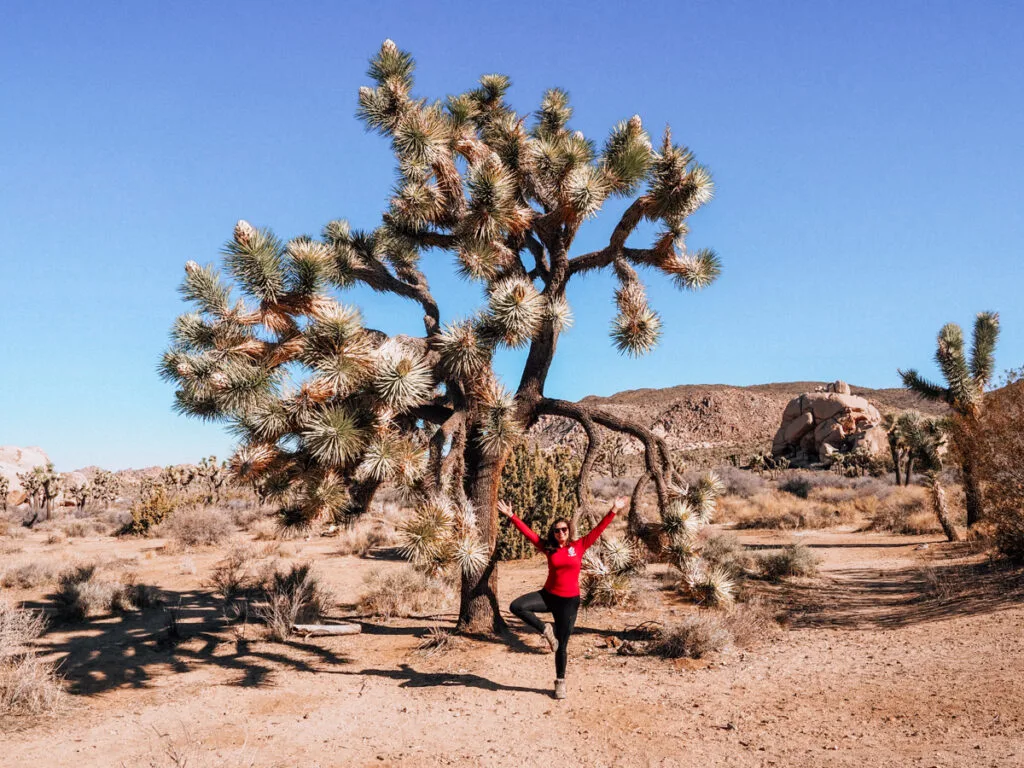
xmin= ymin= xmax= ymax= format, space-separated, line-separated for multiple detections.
xmin=0 ymin=445 xmax=51 ymax=507
xmin=771 ymin=381 xmax=888 ymax=465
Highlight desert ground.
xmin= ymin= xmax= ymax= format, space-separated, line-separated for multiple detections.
xmin=2 ymin=499 xmax=1022 ymax=768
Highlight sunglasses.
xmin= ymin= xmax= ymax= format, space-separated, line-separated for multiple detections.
xmin=553 ymin=526 xmax=569 ymax=533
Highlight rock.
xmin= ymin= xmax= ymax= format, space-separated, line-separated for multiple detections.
xmin=771 ymin=384 xmax=886 ymax=467
xmin=1 ymin=446 xmax=52 ymax=507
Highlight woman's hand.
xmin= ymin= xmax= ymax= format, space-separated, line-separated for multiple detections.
xmin=497 ymin=500 xmax=514 ymax=519
xmin=611 ymin=496 xmax=629 ymax=513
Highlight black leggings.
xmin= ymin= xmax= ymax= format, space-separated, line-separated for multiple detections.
xmin=509 ymin=589 xmax=580 ymax=679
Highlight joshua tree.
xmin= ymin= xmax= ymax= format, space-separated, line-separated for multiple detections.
xmin=67 ymin=480 xmax=91 ymax=513
xmin=198 ymin=456 xmax=228 ymax=504
xmin=884 ymin=410 xmax=944 ymax=486
xmin=0 ymin=476 xmax=8 ymax=511
xmin=162 ymin=41 xmax=721 ymax=632
xmin=899 ymin=312 xmax=999 ymax=527
xmin=91 ymin=470 xmax=121 ymax=508
xmin=17 ymin=463 xmax=62 ymax=522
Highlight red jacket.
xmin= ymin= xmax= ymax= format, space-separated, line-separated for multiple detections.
xmin=509 ymin=510 xmax=617 ymax=598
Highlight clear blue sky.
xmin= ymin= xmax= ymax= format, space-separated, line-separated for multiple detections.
xmin=2 ymin=1 xmax=1022 ymax=471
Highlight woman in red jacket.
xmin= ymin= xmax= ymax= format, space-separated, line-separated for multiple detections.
xmin=499 ymin=495 xmax=627 ymax=700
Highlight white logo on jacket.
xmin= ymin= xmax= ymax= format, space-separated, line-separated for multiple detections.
xmin=568 ymin=546 xmax=577 ymax=557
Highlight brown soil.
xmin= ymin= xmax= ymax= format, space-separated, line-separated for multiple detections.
xmin=2 ymin=524 xmax=1023 ymax=767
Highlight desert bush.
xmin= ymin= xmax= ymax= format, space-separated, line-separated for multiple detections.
xmin=357 ymin=567 xmax=453 ymax=619
xmin=0 ymin=541 xmax=24 ymax=556
xmin=646 ymin=613 xmax=733 ymax=659
xmin=52 ymin=565 xmax=160 ymax=621
xmin=335 ymin=519 xmax=396 ymax=557
xmin=0 ymin=601 xmax=63 ymax=718
xmin=972 ymin=381 xmax=1024 ymax=560
xmin=416 ymin=623 xmax=462 ymax=656
xmin=45 ymin=531 xmax=67 ymax=546
xmin=867 ymin=485 xmax=951 ymax=535
xmin=589 ymin=475 xmax=636 ymax=500
xmin=160 ymin=506 xmax=233 ymax=548
xmin=779 ymin=474 xmax=814 ymax=499
xmin=1 ymin=561 xmax=58 ymax=590
xmin=208 ymin=546 xmax=258 ymax=602
xmin=757 ymin=543 xmax=820 ymax=580
xmin=256 ymin=563 xmax=335 ymax=641
xmin=698 ymin=530 xmax=753 ymax=580
xmin=119 ymin=484 xmax=176 ymax=536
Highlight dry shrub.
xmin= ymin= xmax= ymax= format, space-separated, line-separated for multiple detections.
xmin=0 ymin=541 xmax=24 ymax=556
xmin=0 ymin=601 xmax=64 ymax=718
xmin=335 ymin=520 xmax=396 ymax=557
xmin=972 ymin=382 xmax=1024 ymax=560
xmin=256 ymin=563 xmax=335 ymax=641
xmin=357 ymin=566 xmax=452 ymax=619
xmin=249 ymin=518 xmax=281 ymax=541
xmin=208 ymin=546 xmax=258 ymax=602
xmin=1 ymin=561 xmax=58 ymax=590
xmin=757 ymin=543 xmax=819 ymax=580
xmin=698 ymin=530 xmax=753 ymax=579
xmin=53 ymin=565 xmax=160 ymax=622
xmin=45 ymin=531 xmax=67 ymax=546
xmin=647 ymin=612 xmax=733 ymax=658
xmin=120 ymin=485 xmax=176 ymax=536
xmin=416 ymin=623 xmax=462 ymax=656
xmin=867 ymin=485 xmax=950 ymax=535
xmin=160 ymin=506 xmax=233 ymax=548
xmin=719 ymin=491 xmax=856 ymax=530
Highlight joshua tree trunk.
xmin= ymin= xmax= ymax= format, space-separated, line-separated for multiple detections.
xmin=889 ymin=443 xmax=903 ymax=486
xmin=961 ymin=456 xmax=982 ymax=528
xmin=457 ymin=434 xmax=509 ymax=634
xmin=927 ymin=475 xmax=960 ymax=542
xmin=904 ymin=458 xmax=915 ymax=485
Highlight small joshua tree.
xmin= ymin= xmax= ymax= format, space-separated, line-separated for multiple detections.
xmin=899 ymin=312 xmax=999 ymax=526
xmin=0 ymin=476 xmax=9 ymax=511
xmin=90 ymin=470 xmax=121 ymax=509
xmin=67 ymin=480 xmax=91 ymax=513
xmin=18 ymin=463 xmax=62 ymax=522
xmin=162 ymin=41 xmax=721 ymax=632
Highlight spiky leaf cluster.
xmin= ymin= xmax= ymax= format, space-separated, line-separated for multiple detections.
xmin=398 ymin=496 xmax=488 ymax=578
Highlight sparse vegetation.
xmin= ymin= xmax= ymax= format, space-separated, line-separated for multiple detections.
xmin=120 ymin=483 xmax=176 ymax=536
xmin=159 ymin=505 xmax=233 ymax=547
xmin=256 ymin=563 xmax=335 ymax=641
xmin=52 ymin=564 xmax=160 ymax=622
xmin=357 ymin=567 xmax=452 ymax=619
xmin=0 ymin=600 xmax=64 ymax=718
xmin=1 ymin=561 xmax=58 ymax=590
xmin=757 ymin=543 xmax=819 ymax=580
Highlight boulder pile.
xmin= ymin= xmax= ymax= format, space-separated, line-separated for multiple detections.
xmin=771 ymin=381 xmax=888 ymax=465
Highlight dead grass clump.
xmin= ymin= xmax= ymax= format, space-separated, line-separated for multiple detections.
xmin=647 ymin=613 xmax=733 ymax=658
xmin=160 ymin=506 xmax=233 ymax=548
xmin=208 ymin=546 xmax=258 ymax=602
xmin=0 ymin=541 xmax=24 ymax=556
xmin=335 ymin=520 xmax=396 ymax=557
xmin=867 ymin=485 xmax=948 ymax=535
xmin=52 ymin=565 xmax=160 ymax=622
xmin=357 ymin=567 xmax=452 ymax=619
xmin=256 ymin=563 xmax=335 ymax=642
xmin=1 ymin=561 xmax=58 ymax=590
xmin=250 ymin=518 xmax=281 ymax=541
xmin=757 ymin=543 xmax=820 ymax=580
xmin=0 ymin=601 xmax=63 ymax=719
xmin=416 ymin=623 xmax=463 ymax=656
xmin=45 ymin=531 xmax=67 ymax=546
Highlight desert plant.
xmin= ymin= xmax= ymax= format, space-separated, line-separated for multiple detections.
xmin=496 ymin=444 xmax=579 ymax=560
xmin=65 ymin=480 xmax=91 ymax=513
xmin=357 ymin=566 xmax=453 ymax=619
xmin=779 ymin=475 xmax=813 ymax=499
xmin=0 ymin=476 xmax=8 ymax=512
xmin=119 ymin=483 xmax=176 ymax=536
xmin=697 ymin=530 xmax=752 ymax=580
xmin=256 ymin=563 xmax=335 ymax=641
xmin=90 ymin=470 xmax=121 ymax=508
xmin=161 ymin=41 xmax=720 ymax=634
xmin=899 ymin=311 xmax=999 ymax=526
xmin=0 ymin=601 xmax=64 ymax=718
xmin=646 ymin=613 xmax=732 ymax=659
xmin=580 ymin=536 xmax=646 ymax=607
xmin=757 ymin=543 xmax=819 ymax=580
xmin=971 ymin=380 xmax=1024 ymax=560
xmin=1 ymin=561 xmax=58 ymax=590
xmin=17 ymin=463 xmax=62 ymax=523
xmin=160 ymin=505 xmax=233 ymax=547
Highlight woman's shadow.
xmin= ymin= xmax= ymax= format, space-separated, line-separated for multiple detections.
xmin=345 ymin=663 xmax=551 ymax=695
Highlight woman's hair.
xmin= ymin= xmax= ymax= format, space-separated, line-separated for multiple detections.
xmin=543 ymin=518 xmax=574 ymax=552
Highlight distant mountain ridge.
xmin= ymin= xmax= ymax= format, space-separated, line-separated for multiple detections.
xmin=532 ymin=381 xmax=946 ymax=463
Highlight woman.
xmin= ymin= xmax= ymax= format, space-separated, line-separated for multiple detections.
xmin=499 ymin=495 xmax=628 ymax=700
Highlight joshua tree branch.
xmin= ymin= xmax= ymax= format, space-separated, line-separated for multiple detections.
xmin=351 ymin=262 xmax=440 ymax=336
xmin=566 ymin=198 xmax=651 ymax=277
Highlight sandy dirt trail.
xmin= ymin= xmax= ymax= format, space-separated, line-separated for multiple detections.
xmin=2 ymin=528 xmax=1023 ymax=767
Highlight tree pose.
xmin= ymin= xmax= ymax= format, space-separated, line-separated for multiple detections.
xmin=501 ymin=496 xmax=627 ymax=699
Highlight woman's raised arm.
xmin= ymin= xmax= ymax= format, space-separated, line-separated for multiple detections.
xmin=499 ymin=500 xmax=544 ymax=551
xmin=579 ymin=496 xmax=628 ymax=552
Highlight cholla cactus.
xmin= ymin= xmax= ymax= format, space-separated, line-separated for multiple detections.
xmin=163 ymin=41 xmax=719 ymax=632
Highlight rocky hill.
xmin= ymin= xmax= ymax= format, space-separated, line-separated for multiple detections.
xmin=532 ymin=381 xmax=946 ymax=465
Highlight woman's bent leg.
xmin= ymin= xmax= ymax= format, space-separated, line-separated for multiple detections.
xmin=510 ymin=591 xmax=548 ymax=633
xmin=543 ymin=593 xmax=580 ymax=679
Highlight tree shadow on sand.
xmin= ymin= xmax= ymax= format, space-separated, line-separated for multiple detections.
xmin=779 ymin=553 xmax=1024 ymax=630
xmin=25 ymin=587 xmax=352 ymax=696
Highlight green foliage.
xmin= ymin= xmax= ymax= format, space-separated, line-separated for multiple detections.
xmin=119 ymin=483 xmax=176 ymax=536
xmin=496 ymin=445 xmax=579 ymax=560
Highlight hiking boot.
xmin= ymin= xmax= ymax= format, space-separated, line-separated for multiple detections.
xmin=554 ymin=678 xmax=567 ymax=700
xmin=542 ymin=623 xmax=558 ymax=653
